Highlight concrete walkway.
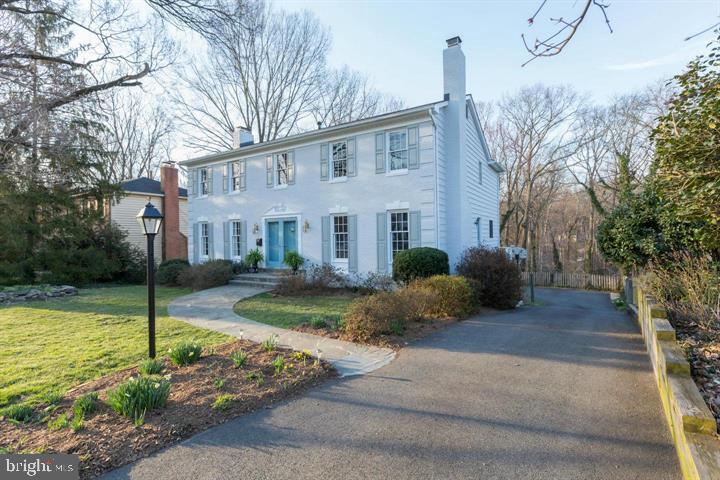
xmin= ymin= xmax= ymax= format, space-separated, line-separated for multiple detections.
xmin=167 ymin=284 xmax=396 ymax=376
xmin=106 ymin=288 xmax=679 ymax=480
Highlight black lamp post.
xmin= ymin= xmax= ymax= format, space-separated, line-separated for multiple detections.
xmin=137 ymin=202 xmax=163 ymax=358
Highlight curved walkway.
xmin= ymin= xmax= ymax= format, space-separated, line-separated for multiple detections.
xmin=168 ymin=284 xmax=395 ymax=377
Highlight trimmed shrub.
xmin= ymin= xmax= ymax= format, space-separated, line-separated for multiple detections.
xmin=408 ymin=275 xmax=474 ymax=318
xmin=456 ymin=247 xmax=522 ymax=309
xmin=350 ymin=271 xmax=395 ymax=294
xmin=168 ymin=341 xmax=203 ymax=366
xmin=392 ymin=247 xmax=449 ymax=284
xmin=275 ymin=263 xmax=347 ymax=295
xmin=157 ymin=259 xmax=190 ymax=286
xmin=398 ymin=285 xmax=441 ymax=322
xmin=178 ymin=260 xmax=233 ymax=291
xmin=343 ymin=292 xmax=411 ymax=341
xmin=106 ymin=376 xmax=171 ymax=426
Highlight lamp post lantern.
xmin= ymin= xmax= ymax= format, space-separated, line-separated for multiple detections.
xmin=137 ymin=202 xmax=163 ymax=358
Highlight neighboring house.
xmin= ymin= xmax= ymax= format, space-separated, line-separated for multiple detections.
xmin=108 ymin=163 xmax=189 ymax=261
xmin=180 ymin=37 xmax=502 ymax=273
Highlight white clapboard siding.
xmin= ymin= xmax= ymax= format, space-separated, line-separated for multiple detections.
xmin=110 ymin=193 xmax=163 ymax=260
xmin=521 ymin=272 xmax=622 ymax=291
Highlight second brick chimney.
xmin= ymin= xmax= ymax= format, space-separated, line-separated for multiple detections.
xmin=160 ymin=162 xmax=187 ymax=260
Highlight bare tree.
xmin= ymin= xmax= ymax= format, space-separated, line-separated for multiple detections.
xmin=174 ymin=0 xmax=329 ymax=152
xmin=481 ymin=85 xmax=583 ymax=270
xmin=97 ymin=88 xmax=175 ymax=183
xmin=0 ymin=1 xmax=175 ymax=165
xmin=174 ymin=0 xmax=403 ymax=154
xmin=312 ymin=67 xmax=404 ymax=128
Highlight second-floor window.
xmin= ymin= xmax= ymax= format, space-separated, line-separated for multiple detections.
xmin=231 ymin=161 xmax=245 ymax=191
xmin=200 ymin=168 xmax=209 ymax=196
xmin=388 ymin=131 xmax=408 ymax=171
xmin=333 ymin=215 xmax=348 ymax=260
xmin=276 ymin=152 xmax=289 ymax=186
xmin=390 ymin=211 xmax=409 ymax=259
xmin=332 ymin=141 xmax=347 ymax=179
xmin=201 ymin=223 xmax=210 ymax=257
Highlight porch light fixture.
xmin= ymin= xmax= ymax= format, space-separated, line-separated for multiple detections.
xmin=303 ymin=220 xmax=310 ymax=233
xmin=252 ymin=223 xmax=259 ymax=234
xmin=136 ymin=202 xmax=164 ymax=358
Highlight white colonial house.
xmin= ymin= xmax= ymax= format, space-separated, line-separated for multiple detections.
xmin=180 ymin=37 xmax=502 ymax=274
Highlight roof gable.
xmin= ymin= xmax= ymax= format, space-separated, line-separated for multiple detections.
xmin=465 ymin=95 xmax=504 ymax=173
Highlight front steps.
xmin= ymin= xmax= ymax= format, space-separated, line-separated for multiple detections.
xmin=230 ymin=270 xmax=285 ymax=289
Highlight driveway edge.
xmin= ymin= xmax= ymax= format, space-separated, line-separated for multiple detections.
xmin=628 ymin=286 xmax=720 ymax=479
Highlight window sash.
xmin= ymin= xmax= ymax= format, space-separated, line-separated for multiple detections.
xmin=390 ymin=211 xmax=409 ymax=259
xmin=231 ymin=161 xmax=245 ymax=191
xmin=200 ymin=223 xmax=209 ymax=256
xmin=332 ymin=141 xmax=347 ymax=179
xmin=276 ymin=153 xmax=288 ymax=185
xmin=200 ymin=168 xmax=209 ymax=195
xmin=333 ymin=215 xmax=349 ymax=260
xmin=388 ymin=132 xmax=408 ymax=171
xmin=231 ymin=221 xmax=242 ymax=257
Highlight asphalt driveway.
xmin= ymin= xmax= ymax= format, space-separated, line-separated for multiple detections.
xmin=104 ymin=288 xmax=679 ymax=480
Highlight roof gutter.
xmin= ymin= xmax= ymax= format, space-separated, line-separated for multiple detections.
xmin=180 ymin=101 xmax=446 ymax=167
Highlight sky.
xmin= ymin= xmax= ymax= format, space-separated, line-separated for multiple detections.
xmin=275 ymin=0 xmax=720 ymax=106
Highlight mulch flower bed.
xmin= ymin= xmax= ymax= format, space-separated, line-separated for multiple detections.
xmin=0 ymin=340 xmax=333 ymax=478
xmin=294 ymin=317 xmax=460 ymax=350
xmin=666 ymin=308 xmax=720 ymax=432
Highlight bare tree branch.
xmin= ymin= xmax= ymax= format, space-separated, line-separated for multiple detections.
xmin=522 ymin=0 xmax=612 ymax=66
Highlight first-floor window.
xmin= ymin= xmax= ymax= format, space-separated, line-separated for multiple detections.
xmin=390 ymin=211 xmax=409 ymax=259
xmin=231 ymin=220 xmax=242 ymax=257
xmin=201 ymin=223 xmax=210 ymax=257
xmin=489 ymin=220 xmax=494 ymax=239
xmin=333 ymin=215 xmax=348 ymax=260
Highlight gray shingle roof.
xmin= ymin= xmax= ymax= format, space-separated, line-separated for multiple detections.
xmin=119 ymin=177 xmax=188 ymax=197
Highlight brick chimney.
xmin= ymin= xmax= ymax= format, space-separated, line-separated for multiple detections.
xmin=160 ymin=162 xmax=187 ymax=260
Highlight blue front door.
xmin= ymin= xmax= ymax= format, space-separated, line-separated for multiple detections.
xmin=266 ymin=218 xmax=298 ymax=268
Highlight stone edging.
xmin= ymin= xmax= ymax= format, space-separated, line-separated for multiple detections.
xmin=629 ymin=284 xmax=720 ymax=479
xmin=0 ymin=285 xmax=78 ymax=304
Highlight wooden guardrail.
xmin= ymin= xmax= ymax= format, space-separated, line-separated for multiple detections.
xmin=521 ymin=271 xmax=622 ymax=291
xmin=632 ymin=282 xmax=720 ymax=479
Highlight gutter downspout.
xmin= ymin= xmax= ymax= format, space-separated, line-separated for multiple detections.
xmin=429 ymin=106 xmax=441 ymax=250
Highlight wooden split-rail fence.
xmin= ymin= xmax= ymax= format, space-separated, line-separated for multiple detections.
xmin=521 ymin=271 xmax=622 ymax=291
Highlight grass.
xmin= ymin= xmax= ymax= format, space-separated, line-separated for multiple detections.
xmin=233 ymin=292 xmax=355 ymax=329
xmin=0 ymin=286 xmax=230 ymax=408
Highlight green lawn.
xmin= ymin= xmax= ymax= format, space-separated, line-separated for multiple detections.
xmin=0 ymin=286 xmax=230 ymax=407
xmin=233 ymin=292 xmax=356 ymax=329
